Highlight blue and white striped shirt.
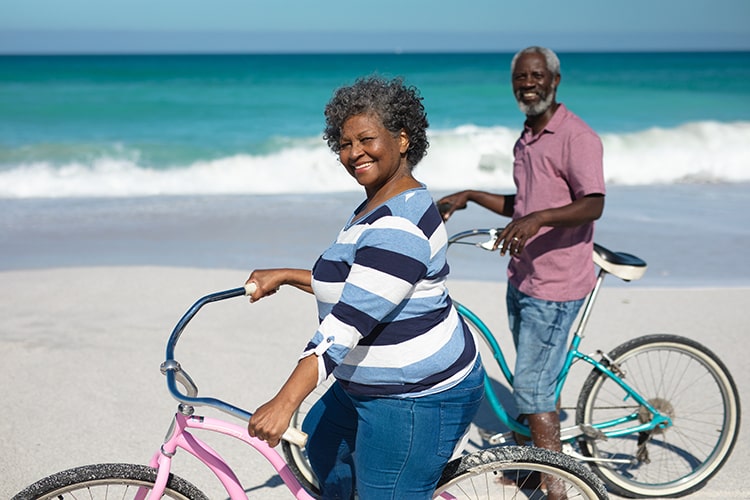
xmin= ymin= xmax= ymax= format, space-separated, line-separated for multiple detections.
xmin=305 ymin=187 xmax=478 ymax=397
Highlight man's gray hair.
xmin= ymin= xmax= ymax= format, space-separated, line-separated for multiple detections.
xmin=511 ymin=46 xmax=561 ymax=76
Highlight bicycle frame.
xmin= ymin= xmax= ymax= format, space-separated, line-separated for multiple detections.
xmin=150 ymin=285 xmax=463 ymax=499
xmin=448 ymin=229 xmax=673 ymax=451
xmin=142 ymin=411 xmax=315 ymax=500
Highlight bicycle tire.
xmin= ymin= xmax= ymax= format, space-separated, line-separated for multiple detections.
xmin=575 ymin=334 xmax=741 ymax=498
xmin=281 ymin=377 xmax=334 ymax=497
xmin=12 ymin=463 xmax=209 ymax=500
xmin=435 ymin=445 xmax=609 ymax=499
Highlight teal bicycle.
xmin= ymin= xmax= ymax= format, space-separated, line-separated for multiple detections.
xmin=445 ymin=228 xmax=740 ymax=498
xmin=284 ymin=228 xmax=740 ymax=499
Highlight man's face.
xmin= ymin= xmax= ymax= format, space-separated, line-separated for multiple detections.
xmin=512 ymin=52 xmax=559 ymax=117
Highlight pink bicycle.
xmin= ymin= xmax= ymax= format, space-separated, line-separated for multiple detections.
xmin=13 ymin=284 xmax=608 ymax=499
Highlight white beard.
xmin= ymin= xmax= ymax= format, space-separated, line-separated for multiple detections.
xmin=516 ymin=87 xmax=556 ymax=117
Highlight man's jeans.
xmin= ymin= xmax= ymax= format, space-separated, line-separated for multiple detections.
xmin=506 ymin=283 xmax=584 ymax=414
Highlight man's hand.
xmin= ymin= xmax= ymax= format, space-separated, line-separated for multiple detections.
xmin=436 ymin=192 xmax=470 ymax=221
xmin=495 ymin=213 xmax=543 ymax=256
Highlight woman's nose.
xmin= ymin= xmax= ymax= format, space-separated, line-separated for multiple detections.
xmin=350 ymin=140 xmax=364 ymax=157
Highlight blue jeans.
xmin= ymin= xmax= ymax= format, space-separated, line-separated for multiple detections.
xmin=506 ymin=284 xmax=584 ymax=414
xmin=302 ymin=359 xmax=484 ymax=499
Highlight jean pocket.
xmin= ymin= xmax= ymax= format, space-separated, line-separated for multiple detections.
xmin=437 ymin=389 xmax=484 ymax=458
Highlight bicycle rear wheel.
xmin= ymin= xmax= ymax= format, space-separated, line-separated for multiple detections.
xmin=435 ymin=446 xmax=609 ymax=499
xmin=12 ymin=463 xmax=208 ymax=500
xmin=576 ymin=334 xmax=740 ymax=498
xmin=281 ymin=377 xmax=334 ymax=497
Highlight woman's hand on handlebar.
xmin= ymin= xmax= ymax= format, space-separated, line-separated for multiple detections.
xmin=245 ymin=268 xmax=314 ymax=302
xmin=247 ymin=397 xmax=297 ymax=448
xmin=245 ymin=269 xmax=284 ymax=303
xmin=248 ymin=354 xmax=319 ymax=447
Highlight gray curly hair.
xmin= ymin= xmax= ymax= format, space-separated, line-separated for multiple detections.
xmin=511 ymin=46 xmax=561 ymax=76
xmin=323 ymin=76 xmax=429 ymax=168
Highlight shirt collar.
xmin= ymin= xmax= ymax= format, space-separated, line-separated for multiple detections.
xmin=523 ymin=102 xmax=567 ymax=138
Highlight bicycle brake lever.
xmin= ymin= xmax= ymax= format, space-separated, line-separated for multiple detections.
xmin=478 ymin=228 xmax=500 ymax=251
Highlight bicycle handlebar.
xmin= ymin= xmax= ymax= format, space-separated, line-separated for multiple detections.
xmin=159 ymin=281 xmax=308 ymax=447
xmin=447 ymin=228 xmax=648 ymax=281
xmin=447 ymin=228 xmax=503 ymax=251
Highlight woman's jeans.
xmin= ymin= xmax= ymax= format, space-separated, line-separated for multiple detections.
xmin=302 ymin=359 xmax=485 ymax=499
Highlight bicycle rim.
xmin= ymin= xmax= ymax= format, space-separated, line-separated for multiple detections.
xmin=435 ymin=446 xmax=609 ymax=499
xmin=576 ymin=335 xmax=740 ymax=498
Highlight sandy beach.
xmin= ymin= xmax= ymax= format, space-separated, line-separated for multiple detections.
xmin=2 ymin=266 xmax=748 ymax=499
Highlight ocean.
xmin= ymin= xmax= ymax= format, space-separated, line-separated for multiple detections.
xmin=1 ymin=52 xmax=749 ymax=286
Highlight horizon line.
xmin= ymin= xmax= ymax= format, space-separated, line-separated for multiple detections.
xmin=2 ymin=29 xmax=748 ymax=55
xmin=3 ymin=48 xmax=750 ymax=57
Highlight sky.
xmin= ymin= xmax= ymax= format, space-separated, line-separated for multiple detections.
xmin=1 ymin=0 xmax=749 ymax=54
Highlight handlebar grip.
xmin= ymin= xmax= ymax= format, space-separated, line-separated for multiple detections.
xmin=282 ymin=426 xmax=308 ymax=447
xmin=244 ymin=282 xmax=257 ymax=295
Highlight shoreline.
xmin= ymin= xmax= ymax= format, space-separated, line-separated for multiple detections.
xmin=3 ymin=183 xmax=750 ymax=288
xmin=2 ymin=266 xmax=748 ymax=498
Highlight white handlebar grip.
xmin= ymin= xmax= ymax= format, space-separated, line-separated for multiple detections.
xmin=244 ymin=282 xmax=257 ymax=296
xmin=282 ymin=426 xmax=308 ymax=447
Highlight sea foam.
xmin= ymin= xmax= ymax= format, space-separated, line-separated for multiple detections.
xmin=1 ymin=121 xmax=748 ymax=198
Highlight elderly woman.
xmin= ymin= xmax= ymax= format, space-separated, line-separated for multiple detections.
xmin=246 ymin=76 xmax=484 ymax=499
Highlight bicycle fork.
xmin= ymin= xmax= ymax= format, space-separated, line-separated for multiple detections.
xmin=143 ymin=411 xmax=251 ymax=499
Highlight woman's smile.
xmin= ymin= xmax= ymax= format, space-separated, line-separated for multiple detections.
xmin=352 ymin=161 xmax=374 ymax=173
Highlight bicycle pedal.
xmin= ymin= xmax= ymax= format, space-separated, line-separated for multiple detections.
xmin=478 ymin=428 xmax=514 ymax=446
xmin=489 ymin=433 xmax=515 ymax=445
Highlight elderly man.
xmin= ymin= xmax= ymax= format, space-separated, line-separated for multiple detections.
xmin=438 ymin=46 xmax=605 ymax=468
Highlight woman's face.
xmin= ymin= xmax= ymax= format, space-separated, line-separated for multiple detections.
xmin=338 ymin=113 xmax=409 ymax=195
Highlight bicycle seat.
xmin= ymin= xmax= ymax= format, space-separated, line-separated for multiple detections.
xmin=593 ymin=243 xmax=647 ymax=281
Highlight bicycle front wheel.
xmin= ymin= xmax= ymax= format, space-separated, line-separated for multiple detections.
xmin=435 ymin=446 xmax=609 ymax=499
xmin=576 ymin=334 xmax=740 ymax=498
xmin=12 ymin=463 xmax=208 ymax=500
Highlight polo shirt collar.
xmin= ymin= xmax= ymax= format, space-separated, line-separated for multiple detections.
xmin=523 ymin=102 xmax=568 ymax=139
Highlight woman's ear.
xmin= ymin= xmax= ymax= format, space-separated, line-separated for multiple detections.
xmin=399 ymin=129 xmax=410 ymax=154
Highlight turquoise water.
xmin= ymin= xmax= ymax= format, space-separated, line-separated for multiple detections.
xmin=1 ymin=52 xmax=749 ymax=197
xmin=1 ymin=52 xmax=749 ymax=284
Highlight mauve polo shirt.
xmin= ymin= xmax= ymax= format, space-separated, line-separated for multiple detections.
xmin=508 ymin=103 xmax=606 ymax=302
